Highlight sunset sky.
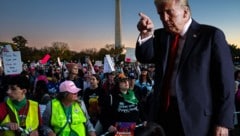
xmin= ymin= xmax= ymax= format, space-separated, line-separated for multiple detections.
xmin=0 ymin=0 xmax=239 ymax=51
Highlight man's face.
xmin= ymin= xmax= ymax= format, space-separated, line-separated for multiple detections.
xmin=156 ymin=0 xmax=189 ymax=34
xmin=7 ymin=85 xmax=25 ymax=101
xmin=119 ymin=79 xmax=129 ymax=91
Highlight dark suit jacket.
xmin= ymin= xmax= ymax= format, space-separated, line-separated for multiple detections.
xmin=135 ymin=19 xmax=235 ymax=136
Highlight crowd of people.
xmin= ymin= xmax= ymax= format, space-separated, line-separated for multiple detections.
xmin=0 ymin=59 xmax=162 ymax=136
xmin=0 ymin=0 xmax=238 ymax=135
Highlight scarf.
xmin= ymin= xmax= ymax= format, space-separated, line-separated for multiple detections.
xmin=120 ymin=90 xmax=138 ymax=104
xmin=12 ymin=97 xmax=27 ymax=111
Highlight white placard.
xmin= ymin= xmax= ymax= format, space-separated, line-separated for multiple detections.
xmin=3 ymin=44 xmax=13 ymax=52
xmin=125 ymin=47 xmax=136 ymax=62
xmin=103 ymin=55 xmax=115 ymax=73
xmin=57 ymin=57 xmax=62 ymax=68
xmin=94 ymin=60 xmax=102 ymax=66
xmin=2 ymin=51 xmax=22 ymax=75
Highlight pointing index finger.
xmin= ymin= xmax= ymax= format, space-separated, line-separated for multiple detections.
xmin=138 ymin=12 xmax=149 ymax=20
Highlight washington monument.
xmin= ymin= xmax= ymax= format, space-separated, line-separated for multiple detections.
xmin=115 ymin=0 xmax=122 ymax=49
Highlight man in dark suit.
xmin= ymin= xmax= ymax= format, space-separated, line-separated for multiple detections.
xmin=136 ymin=0 xmax=235 ymax=135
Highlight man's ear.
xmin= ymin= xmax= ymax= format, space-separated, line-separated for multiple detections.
xmin=183 ymin=6 xmax=190 ymax=19
xmin=22 ymin=88 xmax=28 ymax=94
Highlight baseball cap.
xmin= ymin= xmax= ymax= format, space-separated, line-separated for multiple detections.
xmin=59 ymin=80 xmax=81 ymax=93
xmin=116 ymin=73 xmax=128 ymax=82
xmin=141 ymin=67 xmax=148 ymax=71
xmin=128 ymin=72 xmax=136 ymax=79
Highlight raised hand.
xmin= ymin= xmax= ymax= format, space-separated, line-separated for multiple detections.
xmin=137 ymin=12 xmax=154 ymax=38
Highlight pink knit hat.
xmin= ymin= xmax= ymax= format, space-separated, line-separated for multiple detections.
xmin=59 ymin=80 xmax=81 ymax=93
xmin=37 ymin=75 xmax=48 ymax=84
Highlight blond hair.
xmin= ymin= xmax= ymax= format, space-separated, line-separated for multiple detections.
xmin=154 ymin=0 xmax=189 ymax=8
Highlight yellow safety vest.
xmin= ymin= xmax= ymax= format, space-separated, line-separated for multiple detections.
xmin=0 ymin=98 xmax=39 ymax=136
xmin=51 ymin=99 xmax=87 ymax=136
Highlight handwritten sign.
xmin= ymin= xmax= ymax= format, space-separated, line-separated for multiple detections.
xmin=2 ymin=51 xmax=22 ymax=75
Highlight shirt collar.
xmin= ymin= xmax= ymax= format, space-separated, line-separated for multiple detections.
xmin=180 ymin=18 xmax=192 ymax=37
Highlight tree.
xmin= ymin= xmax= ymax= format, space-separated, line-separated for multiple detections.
xmin=11 ymin=35 xmax=29 ymax=62
xmin=96 ymin=44 xmax=125 ymax=65
xmin=49 ymin=42 xmax=71 ymax=61
xmin=52 ymin=42 xmax=69 ymax=56
xmin=12 ymin=35 xmax=27 ymax=50
xmin=229 ymin=44 xmax=240 ymax=64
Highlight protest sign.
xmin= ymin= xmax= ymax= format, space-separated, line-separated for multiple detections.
xmin=125 ymin=48 xmax=136 ymax=63
xmin=2 ymin=51 xmax=22 ymax=75
xmin=103 ymin=55 xmax=115 ymax=73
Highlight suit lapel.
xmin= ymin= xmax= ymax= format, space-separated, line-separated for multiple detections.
xmin=154 ymin=29 xmax=172 ymax=75
xmin=178 ymin=20 xmax=201 ymax=71
xmin=162 ymin=33 xmax=172 ymax=74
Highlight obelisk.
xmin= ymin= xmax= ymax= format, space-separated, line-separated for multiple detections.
xmin=115 ymin=0 xmax=122 ymax=49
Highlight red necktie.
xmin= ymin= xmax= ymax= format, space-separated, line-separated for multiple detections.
xmin=162 ymin=34 xmax=180 ymax=111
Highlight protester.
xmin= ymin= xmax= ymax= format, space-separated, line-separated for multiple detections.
xmin=83 ymin=74 xmax=102 ymax=135
xmin=136 ymin=0 xmax=235 ymax=135
xmin=99 ymin=73 xmax=145 ymax=135
xmin=128 ymin=71 xmax=137 ymax=90
xmin=234 ymin=70 xmax=240 ymax=127
xmin=101 ymin=72 xmax=116 ymax=95
xmin=98 ymin=72 xmax=116 ymax=135
xmin=0 ymin=67 xmax=7 ymax=102
xmin=147 ymin=64 xmax=155 ymax=79
xmin=0 ymin=75 xmax=41 ymax=136
xmin=47 ymin=72 xmax=60 ymax=98
xmin=234 ymin=70 xmax=240 ymax=94
xmin=83 ymin=72 xmax=92 ymax=91
xmin=28 ymin=66 xmax=38 ymax=94
xmin=32 ymin=80 xmax=51 ymax=116
xmin=134 ymin=67 xmax=154 ymax=121
xmin=64 ymin=63 xmax=84 ymax=97
xmin=134 ymin=67 xmax=154 ymax=100
xmin=42 ymin=80 xmax=96 ymax=136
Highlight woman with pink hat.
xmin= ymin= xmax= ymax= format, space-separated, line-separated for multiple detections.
xmin=42 ymin=80 xmax=96 ymax=136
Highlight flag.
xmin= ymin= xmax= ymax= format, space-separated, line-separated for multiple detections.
xmin=40 ymin=54 xmax=51 ymax=64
